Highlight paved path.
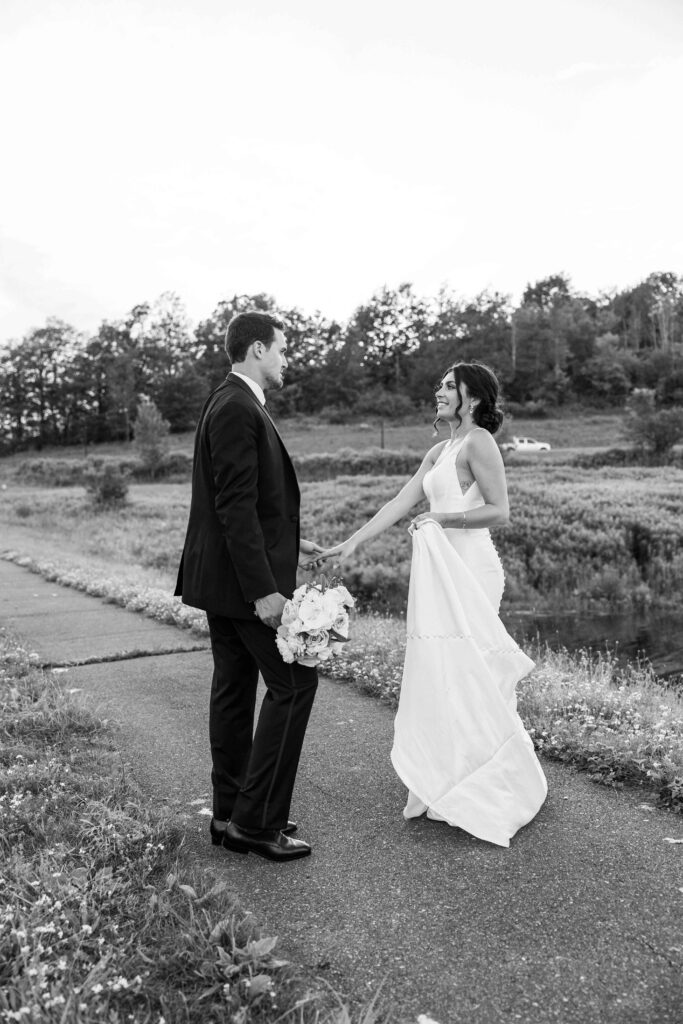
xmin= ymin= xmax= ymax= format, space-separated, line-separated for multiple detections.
xmin=2 ymin=559 xmax=682 ymax=1024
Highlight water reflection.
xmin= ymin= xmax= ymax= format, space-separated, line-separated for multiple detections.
xmin=503 ymin=609 xmax=683 ymax=682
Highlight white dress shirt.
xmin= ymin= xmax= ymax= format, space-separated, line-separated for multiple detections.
xmin=230 ymin=371 xmax=266 ymax=406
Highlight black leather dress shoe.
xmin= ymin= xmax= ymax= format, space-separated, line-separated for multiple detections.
xmin=221 ymin=821 xmax=312 ymax=861
xmin=210 ymin=818 xmax=297 ymax=846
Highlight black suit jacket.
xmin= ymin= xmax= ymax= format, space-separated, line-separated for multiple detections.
xmin=174 ymin=373 xmax=301 ymax=618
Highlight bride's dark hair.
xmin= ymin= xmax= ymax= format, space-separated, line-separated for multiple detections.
xmin=434 ymin=361 xmax=504 ymax=435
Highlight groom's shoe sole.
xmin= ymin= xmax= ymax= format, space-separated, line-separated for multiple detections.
xmin=221 ymin=822 xmax=312 ymax=862
xmin=210 ymin=818 xmax=297 ymax=847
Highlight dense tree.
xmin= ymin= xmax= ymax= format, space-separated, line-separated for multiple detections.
xmin=611 ymin=272 xmax=683 ymax=351
xmin=0 ymin=319 xmax=83 ymax=448
xmin=1 ymin=271 xmax=682 ymax=451
xmin=266 ymin=306 xmax=342 ymax=416
xmin=510 ymin=275 xmax=602 ymax=404
xmin=345 ymin=284 xmax=433 ymax=395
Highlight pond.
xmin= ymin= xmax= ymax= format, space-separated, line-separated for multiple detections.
xmin=503 ymin=608 xmax=683 ymax=683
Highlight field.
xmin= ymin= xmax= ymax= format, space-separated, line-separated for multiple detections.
xmin=278 ymin=411 xmax=626 ymax=456
xmin=0 ymin=411 xmax=625 ymax=469
xmin=3 ymin=457 xmax=683 ymax=615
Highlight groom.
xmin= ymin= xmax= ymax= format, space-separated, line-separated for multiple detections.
xmin=175 ymin=310 xmax=321 ymax=861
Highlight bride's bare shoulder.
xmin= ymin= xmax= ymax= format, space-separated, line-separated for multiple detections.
xmin=466 ymin=427 xmax=503 ymax=459
xmin=424 ymin=439 xmax=449 ymax=466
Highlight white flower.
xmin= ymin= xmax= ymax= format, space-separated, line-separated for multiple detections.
xmin=281 ymin=600 xmax=300 ymax=629
xmin=298 ymin=588 xmax=333 ymax=630
xmin=276 ymin=580 xmax=355 ymax=668
xmin=306 ymin=629 xmax=330 ymax=655
xmin=332 ymin=611 xmax=349 ymax=638
xmin=275 ymin=637 xmax=296 ymax=663
xmin=334 ymin=584 xmax=355 ymax=608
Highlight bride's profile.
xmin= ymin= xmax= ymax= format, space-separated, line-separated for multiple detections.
xmin=322 ymin=361 xmax=547 ymax=847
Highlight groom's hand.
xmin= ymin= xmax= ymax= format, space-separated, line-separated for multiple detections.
xmin=319 ymin=541 xmax=355 ymax=567
xmin=254 ymin=592 xmax=287 ymax=629
xmin=299 ymin=538 xmax=326 ymax=570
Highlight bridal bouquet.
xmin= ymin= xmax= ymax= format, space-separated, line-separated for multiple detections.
xmin=276 ymin=576 xmax=355 ymax=667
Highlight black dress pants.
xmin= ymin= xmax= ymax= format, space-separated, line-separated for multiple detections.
xmin=207 ymin=613 xmax=318 ymax=831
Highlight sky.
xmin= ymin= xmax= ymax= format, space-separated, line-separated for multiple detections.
xmin=1 ymin=0 xmax=682 ymax=343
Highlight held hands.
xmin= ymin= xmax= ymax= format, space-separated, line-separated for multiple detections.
xmin=298 ymin=538 xmax=327 ymax=571
xmin=315 ymin=540 xmax=357 ymax=569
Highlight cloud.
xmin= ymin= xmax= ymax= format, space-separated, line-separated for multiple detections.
xmin=555 ymin=61 xmax=642 ymax=81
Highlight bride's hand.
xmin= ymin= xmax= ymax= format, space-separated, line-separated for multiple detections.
xmin=410 ymin=513 xmax=445 ymax=531
xmin=317 ymin=540 xmax=356 ymax=567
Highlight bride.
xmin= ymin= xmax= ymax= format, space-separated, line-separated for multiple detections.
xmin=323 ymin=362 xmax=547 ymax=847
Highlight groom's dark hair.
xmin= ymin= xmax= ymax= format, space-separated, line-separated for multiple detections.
xmin=225 ymin=311 xmax=285 ymax=364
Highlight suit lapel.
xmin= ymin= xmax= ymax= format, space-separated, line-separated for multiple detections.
xmin=226 ymin=373 xmax=299 ymax=493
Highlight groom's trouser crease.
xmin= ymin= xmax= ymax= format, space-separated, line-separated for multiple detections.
xmin=207 ymin=613 xmax=317 ymax=832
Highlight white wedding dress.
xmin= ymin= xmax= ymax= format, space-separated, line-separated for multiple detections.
xmin=390 ymin=438 xmax=547 ymax=847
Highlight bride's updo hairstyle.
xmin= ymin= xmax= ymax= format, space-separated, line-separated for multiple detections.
xmin=439 ymin=361 xmax=504 ymax=435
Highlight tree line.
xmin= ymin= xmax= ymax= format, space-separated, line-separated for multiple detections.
xmin=1 ymin=271 xmax=682 ymax=451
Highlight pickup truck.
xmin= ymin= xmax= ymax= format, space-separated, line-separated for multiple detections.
xmin=500 ymin=435 xmax=551 ymax=453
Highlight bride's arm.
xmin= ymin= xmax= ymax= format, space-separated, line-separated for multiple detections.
xmin=324 ymin=442 xmax=446 ymax=560
xmin=413 ymin=429 xmax=509 ymax=530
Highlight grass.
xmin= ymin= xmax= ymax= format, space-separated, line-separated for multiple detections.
xmin=0 ymin=630 xmax=388 ymax=1024
xmin=279 ymin=411 xmax=626 ymax=456
xmin=4 ymin=461 xmax=683 ymax=616
xmin=0 ymin=410 xmax=625 ymax=471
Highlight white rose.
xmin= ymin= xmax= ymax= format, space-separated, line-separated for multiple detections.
xmin=305 ymin=628 xmax=330 ymax=655
xmin=332 ymin=611 xmax=349 ymax=638
xmin=299 ymin=590 xmax=335 ymax=630
xmin=334 ymin=584 xmax=355 ymax=609
xmin=281 ymin=601 xmax=300 ymax=628
xmin=275 ymin=636 xmax=295 ymax=664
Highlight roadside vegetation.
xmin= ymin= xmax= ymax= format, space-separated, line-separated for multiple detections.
xmin=0 ymin=630 xmax=386 ymax=1024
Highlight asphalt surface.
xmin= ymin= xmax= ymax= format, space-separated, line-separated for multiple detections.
xmin=2 ymin=558 xmax=682 ymax=1024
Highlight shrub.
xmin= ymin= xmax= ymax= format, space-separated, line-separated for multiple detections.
xmin=353 ymin=389 xmax=416 ymax=420
xmin=83 ymin=461 xmax=130 ymax=507
xmin=293 ymin=447 xmax=421 ymax=481
xmin=622 ymin=388 xmax=683 ymax=457
xmin=9 ymin=452 xmax=192 ymax=488
xmin=14 ymin=458 xmax=88 ymax=487
xmin=323 ymin=404 xmax=356 ymax=424
xmin=133 ymin=400 xmax=171 ymax=478
xmin=157 ymin=449 xmax=193 ymax=476
xmin=505 ymin=400 xmax=548 ymax=419
xmin=572 ymin=447 xmax=642 ymax=469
